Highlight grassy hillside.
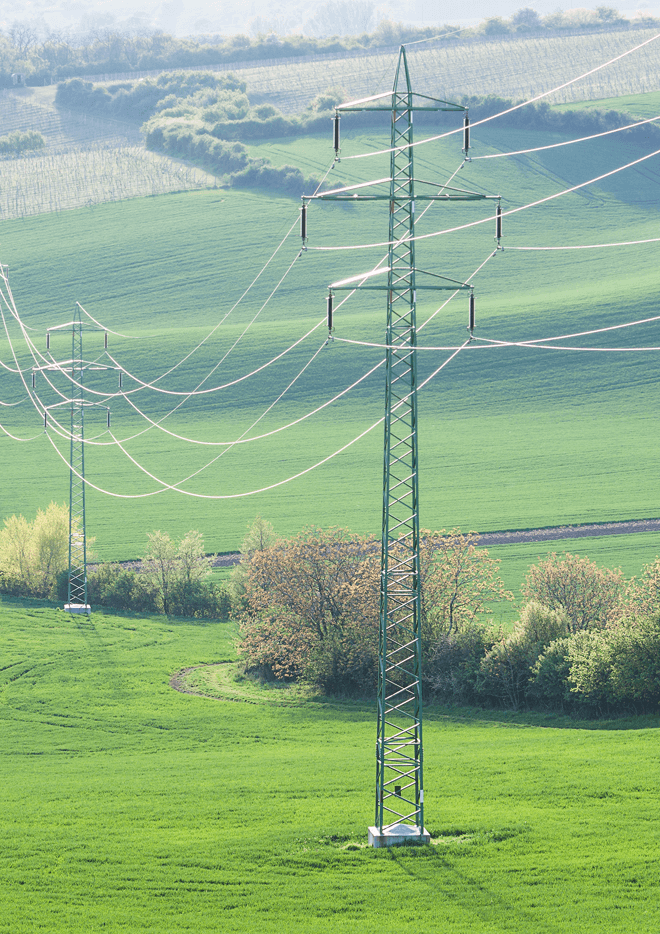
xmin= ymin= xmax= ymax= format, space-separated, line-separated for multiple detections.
xmin=1 ymin=600 xmax=658 ymax=933
xmin=1 ymin=106 xmax=660 ymax=560
xmin=554 ymin=89 xmax=660 ymax=119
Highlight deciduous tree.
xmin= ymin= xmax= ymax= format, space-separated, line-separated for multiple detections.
xmin=419 ymin=529 xmax=513 ymax=638
xmin=522 ymin=552 xmax=624 ymax=632
xmin=0 ymin=502 xmax=73 ymax=598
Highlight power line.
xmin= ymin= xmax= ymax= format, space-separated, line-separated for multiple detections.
xmin=44 ymin=336 xmax=468 ymax=500
xmin=341 ymin=30 xmax=660 ymax=162
xmin=311 ymin=146 xmax=660 ymax=251
xmin=506 ymin=237 xmax=660 ymax=251
xmin=470 ymin=114 xmax=660 ymax=161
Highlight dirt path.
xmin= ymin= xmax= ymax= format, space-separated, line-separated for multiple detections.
xmin=476 ymin=518 xmax=660 ymax=547
xmin=210 ymin=518 xmax=660 ymax=565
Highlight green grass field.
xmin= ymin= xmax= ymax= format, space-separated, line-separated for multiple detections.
xmin=1 ymin=598 xmax=659 ymax=933
xmin=2 ymin=97 xmax=660 ymax=562
xmin=554 ymin=89 xmax=660 ymax=118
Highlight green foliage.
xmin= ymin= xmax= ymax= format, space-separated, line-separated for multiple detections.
xmin=85 ymin=530 xmax=231 ymax=619
xmin=57 ymin=71 xmax=323 ymax=194
xmin=238 ymin=526 xmax=513 ymax=695
xmin=238 ymin=526 xmax=379 ymax=692
xmin=0 ymin=130 xmax=45 ymax=155
xmin=230 ymin=515 xmax=279 ymax=602
xmin=424 ymin=621 xmax=500 ymax=704
xmin=2 ymin=13 xmax=657 ymax=86
xmin=522 ymin=552 xmax=624 ymax=631
xmin=141 ymin=529 xmax=212 ymax=614
xmin=87 ymin=563 xmax=159 ymax=613
xmin=0 ymin=503 xmax=71 ymax=598
xmin=478 ymin=602 xmax=569 ymax=709
xmin=626 ymin=556 xmax=660 ymax=617
xmin=55 ymin=72 xmax=247 ymax=122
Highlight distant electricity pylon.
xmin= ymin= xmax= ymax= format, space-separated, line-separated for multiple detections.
xmin=65 ymin=304 xmax=90 ymax=613
xmin=44 ymin=304 xmax=112 ymax=616
xmin=304 ymin=46 xmax=496 ymax=846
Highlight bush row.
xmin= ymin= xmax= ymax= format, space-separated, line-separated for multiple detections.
xmin=236 ymin=523 xmax=660 ymax=715
xmin=79 ymin=564 xmax=232 ymax=619
xmin=428 ymin=605 xmax=660 ymax=715
xmin=4 ymin=12 xmax=659 ymax=86
xmin=0 ymin=130 xmax=46 ymax=155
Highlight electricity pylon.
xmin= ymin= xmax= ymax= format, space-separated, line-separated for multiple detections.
xmin=43 ymin=304 xmax=111 ymax=615
xmin=305 ymin=46 xmax=495 ymax=846
xmin=65 ymin=304 xmax=90 ymax=614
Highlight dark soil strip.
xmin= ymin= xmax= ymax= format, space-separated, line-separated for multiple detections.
xmin=477 ymin=518 xmax=660 ymax=547
xmin=107 ymin=519 xmax=660 ymax=574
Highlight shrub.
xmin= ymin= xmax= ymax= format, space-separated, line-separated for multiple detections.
xmin=0 ymin=503 xmax=77 ymax=599
xmin=478 ymin=603 xmax=569 ymax=709
xmin=0 ymin=130 xmax=46 ymax=155
xmin=596 ymin=616 xmax=660 ymax=708
xmin=528 ymin=637 xmax=574 ymax=710
xmin=87 ymin=564 xmax=158 ymax=613
xmin=424 ymin=621 xmax=499 ymax=704
xmin=522 ymin=552 xmax=624 ymax=631
xmin=237 ymin=526 xmax=379 ymax=692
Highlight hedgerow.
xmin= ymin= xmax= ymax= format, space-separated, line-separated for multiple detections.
xmin=236 ymin=524 xmax=660 ymax=714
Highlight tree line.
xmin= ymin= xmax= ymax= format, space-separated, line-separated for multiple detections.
xmin=234 ymin=518 xmax=660 ymax=716
xmin=2 ymin=505 xmax=659 ymax=716
xmin=2 ymin=7 xmax=657 ymax=87
xmin=55 ymin=71 xmax=660 ymax=198
xmin=0 ymin=503 xmax=230 ymax=619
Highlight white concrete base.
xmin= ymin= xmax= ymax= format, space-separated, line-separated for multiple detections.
xmin=64 ymin=604 xmax=91 ymax=615
xmin=368 ymin=824 xmax=431 ymax=848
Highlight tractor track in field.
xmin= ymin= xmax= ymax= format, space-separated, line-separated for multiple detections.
xmin=476 ymin=518 xmax=660 ymax=547
xmin=107 ymin=518 xmax=660 ymax=573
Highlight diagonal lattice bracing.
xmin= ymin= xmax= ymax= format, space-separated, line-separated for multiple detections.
xmin=310 ymin=46 xmax=489 ymax=846
xmin=376 ymin=47 xmax=424 ymax=836
xmin=67 ymin=305 xmax=89 ymax=611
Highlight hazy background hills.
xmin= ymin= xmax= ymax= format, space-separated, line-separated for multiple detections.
xmin=3 ymin=0 xmax=660 ymax=39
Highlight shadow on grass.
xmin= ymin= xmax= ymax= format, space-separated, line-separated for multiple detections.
xmin=176 ymin=659 xmax=660 ymax=731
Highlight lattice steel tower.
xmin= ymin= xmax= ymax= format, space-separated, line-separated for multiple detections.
xmin=65 ymin=304 xmax=90 ymax=614
xmin=305 ymin=46 xmax=493 ymax=846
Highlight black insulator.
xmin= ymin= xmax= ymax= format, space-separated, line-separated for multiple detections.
xmin=104 ymin=331 xmax=108 ymax=349
xmin=107 ymin=409 xmax=111 ymax=428
xmin=32 ymin=372 xmax=36 ymax=388
xmin=119 ymin=371 xmax=123 ymax=389
xmin=46 ymin=332 xmax=50 ymax=350
xmin=496 ymin=203 xmax=502 ymax=241
xmin=469 ymin=292 xmax=475 ymax=334
xmin=463 ymin=112 xmax=470 ymax=152
xmin=44 ymin=411 xmax=47 ymax=428
xmin=327 ymin=292 xmax=333 ymax=332
xmin=301 ymin=202 xmax=307 ymax=242
xmin=333 ymin=112 xmax=340 ymax=156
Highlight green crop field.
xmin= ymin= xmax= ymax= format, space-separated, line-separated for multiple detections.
xmin=554 ymin=89 xmax=660 ymax=119
xmin=2 ymin=100 xmax=660 ymax=562
xmin=1 ymin=599 xmax=658 ymax=933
